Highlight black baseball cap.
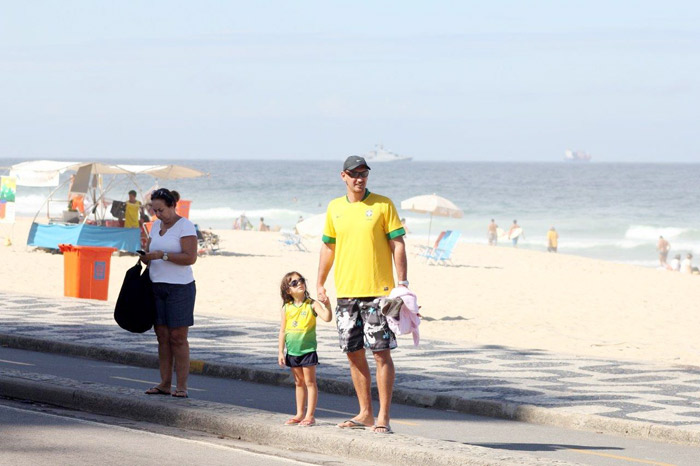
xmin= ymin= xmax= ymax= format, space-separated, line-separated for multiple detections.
xmin=343 ymin=155 xmax=371 ymax=171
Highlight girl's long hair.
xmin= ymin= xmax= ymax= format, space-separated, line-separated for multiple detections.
xmin=280 ymin=271 xmax=310 ymax=305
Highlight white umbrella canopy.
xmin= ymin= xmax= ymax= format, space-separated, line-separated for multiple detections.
xmin=400 ymin=194 xmax=464 ymax=245
xmin=117 ymin=164 xmax=206 ymax=179
xmin=295 ymin=213 xmax=326 ymax=238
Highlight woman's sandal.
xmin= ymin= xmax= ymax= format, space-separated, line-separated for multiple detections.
xmin=284 ymin=418 xmax=302 ymax=426
xmin=299 ymin=419 xmax=316 ymax=427
xmin=171 ymin=389 xmax=189 ymax=398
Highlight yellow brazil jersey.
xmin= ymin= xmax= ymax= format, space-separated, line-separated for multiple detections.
xmin=284 ymin=299 xmax=317 ymax=356
xmin=124 ymin=201 xmax=141 ymax=228
xmin=547 ymin=230 xmax=558 ymax=248
xmin=322 ymin=190 xmax=405 ymax=298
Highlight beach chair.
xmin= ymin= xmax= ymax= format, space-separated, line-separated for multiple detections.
xmin=416 ymin=230 xmax=452 ymax=262
xmin=425 ymin=230 xmax=461 ymax=266
xmin=195 ymin=224 xmax=220 ymax=255
xmin=415 ymin=230 xmax=452 ymax=259
xmin=279 ymin=232 xmax=308 ymax=252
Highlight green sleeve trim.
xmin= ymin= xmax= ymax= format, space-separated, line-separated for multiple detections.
xmin=387 ymin=228 xmax=406 ymax=240
xmin=322 ymin=235 xmax=336 ymax=244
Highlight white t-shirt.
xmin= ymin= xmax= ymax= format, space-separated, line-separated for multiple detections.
xmin=670 ymin=258 xmax=681 ymax=272
xmin=148 ymin=217 xmax=197 ymax=284
xmin=680 ymin=259 xmax=692 ymax=274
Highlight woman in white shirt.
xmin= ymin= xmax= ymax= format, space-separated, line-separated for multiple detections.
xmin=140 ymin=188 xmax=198 ymax=398
xmin=681 ymin=253 xmax=693 ymax=274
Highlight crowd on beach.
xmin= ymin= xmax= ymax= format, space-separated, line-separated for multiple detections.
xmin=657 ymin=235 xmax=698 ymax=274
xmin=486 ymin=218 xmax=559 ymax=253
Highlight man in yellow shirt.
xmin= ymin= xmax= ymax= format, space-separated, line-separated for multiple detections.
xmin=547 ymin=226 xmax=559 ymax=253
xmin=124 ymin=190 xmax=143 ymax=229
xmin=317 ymin=155 xmax=407 ymax=434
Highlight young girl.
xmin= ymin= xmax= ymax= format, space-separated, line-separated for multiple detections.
xmin=278 ymin=271 xmax=332 ymax=427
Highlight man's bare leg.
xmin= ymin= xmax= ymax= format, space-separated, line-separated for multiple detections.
xmin=338 ymin=348 xmax=374 ymax=427
xmin=372 ymin=349 xmax=395 ymax=432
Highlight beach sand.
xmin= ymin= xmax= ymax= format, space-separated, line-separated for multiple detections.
xmin=2 ymin=217 xmax=699 ymax=367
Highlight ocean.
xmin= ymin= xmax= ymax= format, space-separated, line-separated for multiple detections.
xmin=3 ymin=158 xmax=699 ymax=267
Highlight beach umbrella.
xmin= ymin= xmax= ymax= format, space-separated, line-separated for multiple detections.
xmin=295 ymin=213 xmax=326 ymax=238
xmin=400 ymin=194 xmax=464 ymax=245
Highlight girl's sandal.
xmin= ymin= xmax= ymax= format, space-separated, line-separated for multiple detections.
xmin=284 ymin=418 xmax=302 ymax=426
xmin=299 ymin=419 xmax=316 ymax=427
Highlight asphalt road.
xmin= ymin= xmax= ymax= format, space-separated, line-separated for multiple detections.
xmin=1 ymin=346 xmax=698 ymax=465
xmin=0 ymin=399 xmax=373 ymax=466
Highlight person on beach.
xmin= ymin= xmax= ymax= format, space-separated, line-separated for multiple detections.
xmin=657 ymin=236 xmax=671 ymax=267
xmin=487 ymin=219 xmax=498 ymax=246
xmin=670 ymin=254 xmax=681 ymax=271
xmin=317 ymin=155 xmax=408 ymax=434
xmin=233 ymin=213 xmax=253 ymax=230
xmin=277 ymin=272 xmax=332 ymax=427
xmin=124 ymin=189 xmax=144 ymax=229
xmin=259 ymin=217 xmax=270 ymax=232
xmin=547 ymin=226 xmax=559 ymax=253
xmin=508 ymin=219 xmax=524 ymax=247
xmin=681 ymin=253 xmax=693 ymax=274
xmin=140 ymin=188 xmax=198 ymax=399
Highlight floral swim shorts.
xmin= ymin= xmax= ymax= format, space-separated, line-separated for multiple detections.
xmin=335 ymin=298 xmax=397 ymax=353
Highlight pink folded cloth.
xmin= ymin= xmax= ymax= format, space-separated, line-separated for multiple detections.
xmin=383 ymin=287 xmax=421 ymax=346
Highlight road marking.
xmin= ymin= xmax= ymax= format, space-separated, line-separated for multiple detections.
xmin=0 ymin=358 xmax=34 ymax=366
xmin=569 ymin=449 xmax=676 ymax=465
xmin=316 ymin=407 xmax=419 ymax=426
xmin=110 ymin=376 xmax=205 ymax=392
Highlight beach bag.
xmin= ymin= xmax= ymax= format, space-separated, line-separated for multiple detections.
xmin=110 ymin=200 xmax=126 ymax=219
xmin=114 ymin=260 xmax=156 ymax=333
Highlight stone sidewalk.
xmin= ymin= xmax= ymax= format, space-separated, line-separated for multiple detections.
xmin=1 ymin=290 xmax=699 ymax=444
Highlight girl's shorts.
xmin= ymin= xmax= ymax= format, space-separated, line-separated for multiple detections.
xmin=153 ymin=281 xmax=196 ymax=328
xmin=285 ymin=351 xmax=319 ymax=367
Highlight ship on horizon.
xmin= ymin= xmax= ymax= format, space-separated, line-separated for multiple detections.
xmin=564 ymin=149 xmax=592 ymax=162
xmin=363 ymin=144 xmax=412 ymax=163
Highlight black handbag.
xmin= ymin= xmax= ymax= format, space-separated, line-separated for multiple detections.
xmin=114 ymin=260 xmax=156 ymax=333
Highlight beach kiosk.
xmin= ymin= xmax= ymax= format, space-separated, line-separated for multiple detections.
xmin=9 ymin=161 xmax=206 ymax=251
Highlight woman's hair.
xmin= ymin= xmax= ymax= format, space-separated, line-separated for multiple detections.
xmin=280 ymin=271 xmax=309 ymax=304
xmin=150 ymin=188 xmax=180 ymax=208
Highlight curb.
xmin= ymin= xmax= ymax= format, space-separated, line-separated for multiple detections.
xmin=2 ymin=333 xmax=699 ymax=446
xmin=0 ymin=371 xmax=579 ymax=466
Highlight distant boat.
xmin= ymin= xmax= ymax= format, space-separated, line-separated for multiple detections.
xmin=564 ymin=149 xmax=591 ymax=162
xmin=364 ymin=144 xmax=412 ymax=163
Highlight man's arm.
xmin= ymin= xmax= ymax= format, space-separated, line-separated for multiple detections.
xmin=317 ymin=242 xmax=335 ymax=302
xmin=389 ymin=236 xmax=408 ymax=285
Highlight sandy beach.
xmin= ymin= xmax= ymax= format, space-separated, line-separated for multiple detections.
xmin=2 ymin=217 xmax=699 ymax=368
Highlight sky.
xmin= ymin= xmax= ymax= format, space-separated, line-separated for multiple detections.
xmin=0 ymin=1 xmax=698 ymax=162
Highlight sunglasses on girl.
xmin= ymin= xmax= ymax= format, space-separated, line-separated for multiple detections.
xmin=289 ymin=277 xmax=306 ymax=287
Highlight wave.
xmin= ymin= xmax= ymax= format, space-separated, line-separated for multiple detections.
xmin=624 ymin=225 xmax=694 ymax=240
xmin=13 ymin=194 xmax=54 ymax=216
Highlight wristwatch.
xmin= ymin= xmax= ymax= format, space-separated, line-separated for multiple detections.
xmin=398 ymin=280 xmax=409 ymax=286
xmin=162 ymin=252 xmax=169 ymax=261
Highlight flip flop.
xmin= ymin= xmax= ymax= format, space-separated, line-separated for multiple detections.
xmin=145 ymin=387 xmax=170 ymax=396
xmin=284 ymin=418 xmax=302 ymax=426
xmin=299 ymin=419 xmax=316 ymax=427
xmin=372 ymin=425 xmax=393 ymax=434
xmin=337 ymin=419 xmax=369 ymax=429
xmin=171 ymin=389 xmax=189 ymax=398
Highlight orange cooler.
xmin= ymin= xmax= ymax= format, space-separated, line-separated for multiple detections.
xmin=59 ymin=244 xmax=117 ymax=301
xmin=175 ymin=199 xmax=192 ymax=218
